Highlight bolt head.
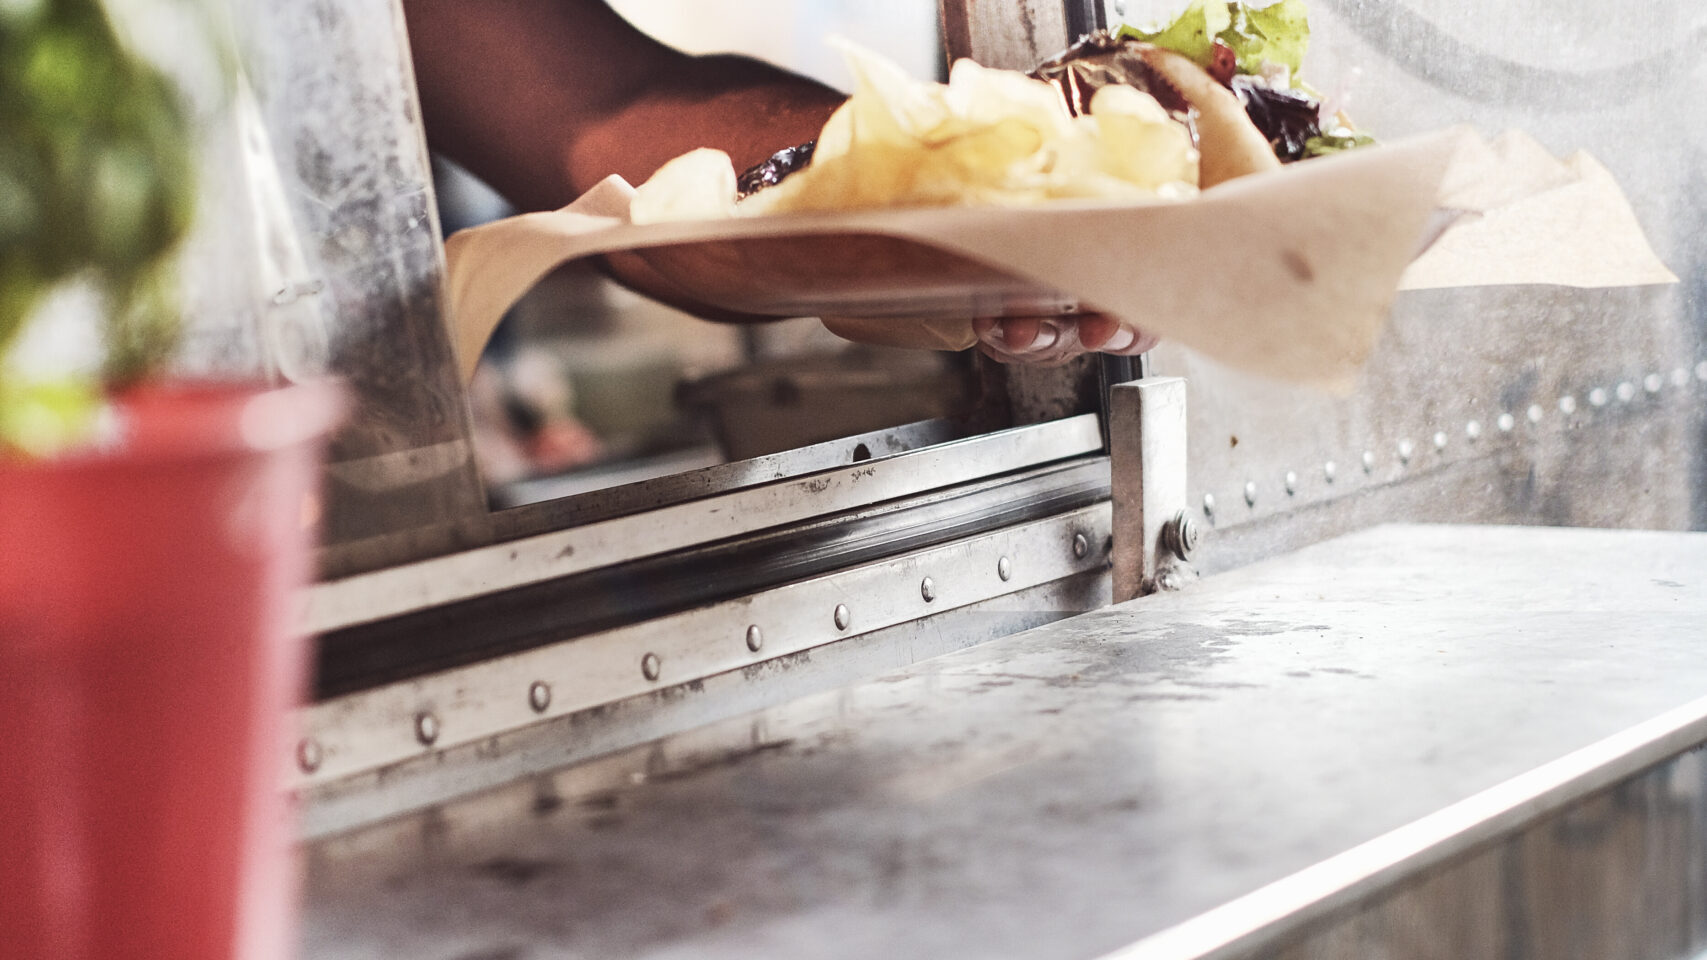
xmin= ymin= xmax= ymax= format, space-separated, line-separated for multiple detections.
xmin=1465 ymin=421 xmax=1482 ymax=440
xmin=1644 ymin=373 xmax=1664 ymax=394
xmin=1176 ymin=513 xmax=1199 ymax=555
xmin=1558 ymin=395 xmax=1577 ymax=414
xmin=1156 ymin=571 xmax=1183 ymax=592
xmin=1072 ymin=533 xmax=1090 ymax=559
xmin=1588 ymin=388 xmax=1608 ymax=408
xmin=1432 ymin=432 xmax=1448 ymax=451
xmin=1243 ymin=481 xmax=1257 ymax=506
xmin=1397 ymin=439 xmax=1414 ymax=463
xmin=1527 ymin=404 xmax=1545 ymax=423
xmin=745 ymin=625 xmax=764 ymax=652
xmin=997 ymin=556 xmax=1013 ymax=582
xmin=833 ymin=604 xmax=851 ymax=631
xmin=641 ymin=653 xmax=662 ymax=681
xmin=414 ymin=712 xmax=440 ymax=747
xmin=920 ymin=577 xmax=936 ymax=603
xmin=1361 ymin=451 xmax=1376 ymax=472
xmin=1202 ymin=493 xmax=1216 ymax=516
xmin=1323 ymin=461 xmax=1336 ymax=482
xmin=1497 ymin=413 xmax=1515 ymax=432
xmin=528 ymin=681 xmax=552 ymax=713
xmin=1617 ymin=382 xmax=1636 ymax=402
xmin=1284 ymin=471 xmax=1298 ymax=495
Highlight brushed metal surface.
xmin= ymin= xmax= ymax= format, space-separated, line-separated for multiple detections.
xmin=1144 ymin=0 xmax=1707 ymax=565
xmin=187 ymin=0 xmax=489 ymax=574
xmin=300 ymin=524 xmax=1707 ymax=960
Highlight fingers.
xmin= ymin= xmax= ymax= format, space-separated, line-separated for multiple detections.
xmin=973 ymin=314 xmax=1158 ymax=365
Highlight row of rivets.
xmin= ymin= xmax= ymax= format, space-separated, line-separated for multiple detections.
xmin=1201 ymin=361 xmax=1707 ymax=523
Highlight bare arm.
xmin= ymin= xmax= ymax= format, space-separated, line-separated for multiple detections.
xmin=403 ymin=0 xmax=844 ymax=211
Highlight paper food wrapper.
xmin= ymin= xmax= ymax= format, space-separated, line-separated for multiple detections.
xmin=444 ymin=127 xmax=1675 ymax=390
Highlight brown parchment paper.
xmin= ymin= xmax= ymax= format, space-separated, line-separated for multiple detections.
xmin=443 ymin=127 xmax=1674 ymax=390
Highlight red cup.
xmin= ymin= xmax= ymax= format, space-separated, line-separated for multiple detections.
xmin=1 ymin=381 xmax=342 ymax=960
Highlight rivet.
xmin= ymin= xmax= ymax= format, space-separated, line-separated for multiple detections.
xmin=1527 ymin=404 xmax=1545 ymax=424
xmin=833 ymin=604 xmax=851 ymax=631
xmin=1397 ymin=439 xmax=1414 ymax=463
xmin=641 ymin=653 xmax=662 ymax=681
xmin=1361 ymin=450 xmax=1376 ymax=473
xmin=1672 ymin=368 xmax=1690 ymax=388
xmin=1073 ymin=533 xmax=1090 ymax=558
xmin=1696 ymin=361 xmax=1707 ymax=382
xmin=528 ymin=681 xmax=552 ymax=713
xmin=414 ymin=712 xmax=440 ymax=747
xmin=296 ymin=738 xmax=323 ymax=774
xmin=1497 ymin=413 xmax=1515 ymax=432
xmin=1588 ymin=388 xmax=1608 ymax=407
xmin=1283 ymin=471 xmax=1298 ymax=495
xmin=745 ymin=625 xmax=764 ymax=652
xmin=1558 ymin=395 xmax=1577 ymax=415
xmin=997 ymin=556 xmax=1013 ymax=581
xmin=1323 ymin=461 xmax=1336 ymax=482
xmin=1617 ymin=382 xmax=1636 ymax=402
xmin=1432 ymin=431 xmax=1448 ymax=451
xmin=1243 ymin=481 xmax=1257 ymax=506
xmin=1465 ymin=420 xmax=1482 ymax=440
xmin=1203 ymin=493 xmax=1216 ymax=516
xmin=1644 ymin=373 xmax=1664 ymax=394
xmin=920 ymin=577 xmax=937 ymax=602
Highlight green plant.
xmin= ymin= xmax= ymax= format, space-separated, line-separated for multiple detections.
xmin=1 ymin=0 xmax=196 ymax=453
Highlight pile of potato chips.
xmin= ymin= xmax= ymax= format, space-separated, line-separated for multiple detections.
xmin=629 ymin=40 xmax=1200 ymax=224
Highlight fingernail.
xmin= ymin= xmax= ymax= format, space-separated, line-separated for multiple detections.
xmin=1102 ymin=325 xmax=1137 ymax=352
xmin=1021 ymin=322 xmax=1060 ymax=352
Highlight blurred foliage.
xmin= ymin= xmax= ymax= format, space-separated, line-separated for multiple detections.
xmin=0 ymin=0 xmax=197 ymax=385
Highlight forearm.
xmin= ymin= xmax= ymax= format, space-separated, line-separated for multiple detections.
xmin=404 ymin=0 xmax=843 ymax=211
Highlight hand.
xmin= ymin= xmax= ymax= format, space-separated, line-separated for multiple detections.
xmin=971 ymin=313 xmax=1158 ymax=366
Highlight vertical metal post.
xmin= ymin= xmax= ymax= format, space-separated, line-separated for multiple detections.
xmin=1110 ymin=377 xmax=1192 ymax=602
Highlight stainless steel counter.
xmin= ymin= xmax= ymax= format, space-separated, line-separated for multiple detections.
xmin=301 ymin=524 xmax=1707 ymax=960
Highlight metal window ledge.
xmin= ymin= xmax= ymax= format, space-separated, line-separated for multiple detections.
xmin=302 ymin=524 xmax=1707 ymax=960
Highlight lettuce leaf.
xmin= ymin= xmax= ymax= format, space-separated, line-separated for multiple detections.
xmin=1228 ymin=0 xmax=1309 ymax=78
xmin=1119 ymin=1 xmax=1310 ymax=83
xmin=1119 ymin=1 xmax=1232 ymax=69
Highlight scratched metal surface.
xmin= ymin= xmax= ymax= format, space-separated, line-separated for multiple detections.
xmin=301 ymin=524 xmax=1707 ymax=960
xmin=173 ymin=0 xmax=489 ymax=574
xmin=1126 ymin=0 xmax=1707 ymax=565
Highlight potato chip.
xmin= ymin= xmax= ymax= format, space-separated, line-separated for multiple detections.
xmin=629 ymin=39 xmax=1199 ymax=223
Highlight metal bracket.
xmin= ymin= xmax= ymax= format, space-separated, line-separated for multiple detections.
xmin=1110 ymin=377 xmax=1197 ymax=602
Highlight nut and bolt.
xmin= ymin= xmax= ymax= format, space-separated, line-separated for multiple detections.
xmin=997 ymin=556 xmax=1013 ymax=582
xmin=528 ymin=681 xmax=552 ymax=714
xmin=414 ymin=711 xmax=440 ymax=747
xmin=1162 ymin=510 xmax=1199 ymax=561
xmin=1072 ymin=533 xmax=1090 ymax=559
xmin=745 ymin=625 xmax=764 ymax=652
xmin=920 ymin=577 xmax=937 ymax=602
xmin=641 ymin=653 xmax=662 ymax=681
xmin=833 ymin=604 xmax=851 ymax=631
